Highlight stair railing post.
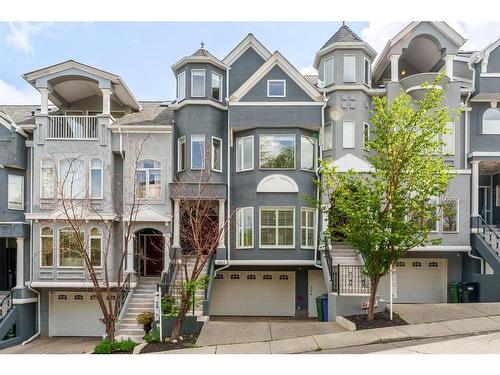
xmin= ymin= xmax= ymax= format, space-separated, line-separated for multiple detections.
xmin=337 ymin=265 xmax=341 ymax=295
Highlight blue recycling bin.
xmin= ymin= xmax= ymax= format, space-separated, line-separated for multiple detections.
xmin=321 ymin=294 xmax=328 ymax=322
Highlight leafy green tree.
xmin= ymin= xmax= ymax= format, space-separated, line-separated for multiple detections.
xmin=319 ymin=76 xmax=455 ymax=320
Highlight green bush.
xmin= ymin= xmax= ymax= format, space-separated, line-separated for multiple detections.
xmin=93 ymin=338 xmax=137 ymax=354
xmin=144 ymin=327 xmax=161 ymax=343
xmin=161 ymin=295 xmax=179 ymax=317
xmin=118 ymin=338 xmax=138 ymax=352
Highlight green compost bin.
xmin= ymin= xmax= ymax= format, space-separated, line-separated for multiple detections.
xmin=315 ymin=296 xmax=324 ymax=321
xmin=448 ymin=282 xmax=461 ymax=303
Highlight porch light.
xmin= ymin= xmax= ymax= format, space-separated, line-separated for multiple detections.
xmin=401 ymin=70 xmax=406 ymax=76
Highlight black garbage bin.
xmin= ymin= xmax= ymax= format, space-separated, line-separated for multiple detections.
xmin=461 ymin=282 xmax=480 ymax=303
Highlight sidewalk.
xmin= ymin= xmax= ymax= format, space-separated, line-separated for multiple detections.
xmin=157 ymin=315 xmax=500 ymax=354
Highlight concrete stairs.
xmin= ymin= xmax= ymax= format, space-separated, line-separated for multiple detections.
xmin=330 ymin=242 xmax=363 ymax=266
xmin=174 ymin=257 xmax=209 ymax=317
xmin=116 ymin=276 xmax=159 ymax=342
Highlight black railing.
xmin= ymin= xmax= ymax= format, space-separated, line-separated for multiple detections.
xmin=332 ymin=265 xmax=371 ymax=295
xmin=158 ymin=254 xmax=178 ymax=297
xmin=0 ymin=291 xmax=13 ymax=321
xmin=473 ymin=216 xmax=500 ymax=255
xmin=117 ymin=273 xmax=132 ymax=314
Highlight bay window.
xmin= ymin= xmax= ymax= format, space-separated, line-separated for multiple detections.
xmin=343 ymin=55 xmax=356 ymax=82
xmin=301 ymin=208 xmax=316 ymax=249
xmin=136 ymin=159 xmax=161 ymax=200
xmin=59 ymin=227 xmax=84 ymax=267
xmin=59 ymin=158 xmax=85 ymax=199
xmin=7 ymin=174 xmax=24 ymax=210
xmin=236 ymin=207 xmax=254 ymax=248
xmin=260 ymin=207 xmax=295 ymax=248
xmin=40 ymin=158 xmax=55 ymax=198
xmin=191 ymin=69 xmax=206 ymax=97
xmin=363 ymin=122 xmax=370 ymax=151
xmin=301 ymin=135 xmax=316 ymax=171
xmin=364 ymin=57 xmax=371 ymax=86
xmin=211 ymin=72 xmax=222 ymax=101
xmin=259 ymin=134 xmax=295 ymax=169
xmin=191 ymin=135 xmax=206 ymax=170
xmin=236 ymin=135 xmax=254 ymax=172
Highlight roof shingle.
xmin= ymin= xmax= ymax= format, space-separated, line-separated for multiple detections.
xmin=321 ymin=24 xmax=363 ymax=49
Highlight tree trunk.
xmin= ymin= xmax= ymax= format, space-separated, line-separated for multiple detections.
xmin=171 ymin=290 xmax=193 ymax=341
xmin=367 ymin=278 xmax=380 ymax=321
xmin=105 ymin=318 xmax=115 ymax=341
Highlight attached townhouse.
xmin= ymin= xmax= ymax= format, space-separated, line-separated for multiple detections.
xmin=2 ymin=21 xmax=500 ymax=347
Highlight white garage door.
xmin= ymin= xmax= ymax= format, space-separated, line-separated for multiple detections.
xmin=50 ymin=292 xmax=105 ymax=337
xmin=379 ymin=259 xmax=447 ymax=303
xmin=209 ymin=271 xmax=295 ymax=316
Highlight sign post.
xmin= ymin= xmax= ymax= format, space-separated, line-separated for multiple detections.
xmin=389 ymin=265 xmax=397 ymax=320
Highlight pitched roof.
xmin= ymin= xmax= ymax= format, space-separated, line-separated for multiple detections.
xmin=321 ymin=24 xmax=363 ymax=49
xmin=172 ymin=47 xmax=227 ymax=71
xmin=0 ymin=105 xmax=45 ymax=125
xmin=114 ymin=101 xmax=174 ymax=126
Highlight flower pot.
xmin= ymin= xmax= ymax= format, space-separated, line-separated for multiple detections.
xmin=143 ymin=322 xmax=152 ymax=334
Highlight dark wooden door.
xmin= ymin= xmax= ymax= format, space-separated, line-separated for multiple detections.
xmin=145 ymin=235 xmax=164 ymax=276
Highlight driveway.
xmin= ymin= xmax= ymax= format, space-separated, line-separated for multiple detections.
xmin=196 ymin=317 xmax=345 ymax=346
xmin=0 ymin=337 xmax=99 ymax=354
xmin=393 ymin=303 xmax=500 ymax=324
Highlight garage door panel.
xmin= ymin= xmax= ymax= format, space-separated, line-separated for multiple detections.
xmin=210 ymin=271 xmax=295 ymax=316
xmin=379 ymin=259 xmax=446 ymax=303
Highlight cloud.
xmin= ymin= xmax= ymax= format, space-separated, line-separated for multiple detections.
xmin=0 ymin=80 xmax=40 ymax=105
xmin=299 ymin=66 xmax=318 ymax=76
xmin=5 ymin=22 xmax=52 ymax=53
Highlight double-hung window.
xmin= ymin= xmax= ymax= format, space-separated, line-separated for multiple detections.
xmin=301 ymin=135 xmax=316 ymax=171
xmin=211 ymin=137 xmax=222 ymax=172
xmin=260 ymin=134 xmax=295 ymax=169
xmin=301 ymin=208 xmax=316 ymax=249
xmin=59 ymin=227 xmax=84 ymax=267
xmin=136 ymin=160 xmax=161 ymax=200
xmin=267 ymin=80 xmax=286 ymax=97
xmin=324 ymin=57 xmax=334 ymax=86
xmin=260 ymin=207 xmax=295 ymax=248
xmin=191 ymin=69 xmax=206 ymax=97
xmin=343 ymin=55 xmax=356 ymax=82
xmin=59 ymin=158 xmax=85 ymax=199
xmin=8 ymin=174 xmax=24 ymax=210
xmin=90 ymin=227 xmax=102 ymax=267
xmin=41 ymin=227 xmax=54 ymax=267
xmin=342 ymin=120 xmax=355 ymax=148
xmin=211 ymin=72 xmax=222 ymax=101
xmin=323 ymin=122 xmax=333 ymax=150
xmin=90 ymin=158 xmax=103 ymax=199
xmin=364 ymin=58 xmax=371 ymax=86
xmin=40 ymin=158 xmax=54 ymax=198
xmin=177 ymin=136 xmax=186 ymax=171
xmin=236 ymin=207 xmax=254 ymax=248
xmin=236 ymin=135 xmax=254 ymax=172
xmin=191 ymin=135 xmax=206 ymax=170
xmin=442 ymin=198 xmax=459 ymax=233
xmin=177 ymin=71 xmax=186 ymax=101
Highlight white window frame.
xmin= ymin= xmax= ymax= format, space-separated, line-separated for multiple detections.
xmin=136 ymin=159 xmax=162 ymax=200
xmin=342 ymin=120 xmax=355 ymax=149
xmin=177 ymin=71 xmax=186 ymax=101
xmin=324 ymin=57 xmax=334 ymax=86
xmin=301 ymin=135 xmax=317 ymax=172
xmin=89 ymin=158 xmax=103 ymax=200
xmin=177 ymin=136 xmax=186 ymax=172
xmin=267 ymin=79 xmax=286 ymax=98
xmin=236 ymin=207 xmax=254 ymax=249
xmin=323 ymin=122 xmax=333 ymax=150
xmin=482 ymin=108 xmax=500 ymax=134
xmin=211 ymin=72 xmax=223 ymax=102
xmin=259 ymin=134 xmax=296 ymax=170
xmin=363 ymin=57 xmax=371 ymax=86
xmin=7 ymin=174 xmax=24 ymax=210
xmin=57 ymin=227 xmax=84 ymax=268
xmin=58 ymin=158 xmax=85 ymax=199
xmin=442 ymin=197 xmax=459 ymax=233
xmin=443 ymin=122 xmax=455 ymax=155
xmin=191 ymin=134 xmax=206 ymax=170
xmin=40 ymin=158 xmax=55 ymax=199
xmin=40 ymin=226 xmax=54 ymax=268
xmin=235 ymin=135 xmax=254 ymax=172
xmin=301 ymin=207 xmax=316 ymax=249
xmin=89 ymin=227 xmax=103 ymax=268
xmin=191 ymin=69 xmax=206 ymax=98
xmin=211 ymin=136 xmax=223 ymax=173
xmin=363 ymin=122 xmax=370 ymax=151
xmin=343 ymin=54 xmax=356 ymax=83
xmin=259 ymin=206 xmax=295 ymax=249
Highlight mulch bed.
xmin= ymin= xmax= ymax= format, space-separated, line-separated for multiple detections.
xmin=344 ymin=311 xmax=408 ymax=330
xmin=140 ymin=333 xmax=199 ymax=353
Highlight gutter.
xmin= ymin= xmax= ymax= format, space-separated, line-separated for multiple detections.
xmin=467 ymin=249 xmax=484 ymax=274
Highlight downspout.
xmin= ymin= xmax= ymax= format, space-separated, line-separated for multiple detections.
xmin=467 ymin=249 xmax=484 ymax=274
xmin=315 ymin=93 xmax=328 ymax=270
xmin=465 ymin=59 xmax=475 ymax=167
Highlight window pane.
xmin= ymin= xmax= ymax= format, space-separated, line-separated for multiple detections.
xmin=191 ymin=135 xmax=205 ymax=169
xmin=177 ymin=72 xmax=186 ymax=100
xmin=260 ymin=210 xmax=276 ymax=226
xmin=192 ymin=70 xmax=205 ymax=97
xmin=59 ymin=229 xmax=83 ymax=267
xmin=59 ymin=159 xmax=85 ymax=199
xmin=211 ymin=73 xmax=222 ymax=100
xmin=301 ymin=136 xmax=315 ymax=171
xmin=178 ymin=138 xmax=186 ymax=171
xmin=442 ymin=199 xmax=458 ymax=232
xmin=268 ymin=80 xmax=285 ymax=97
xmin=344 ymin=55 xmax=356 ymax=82
xmin=364 ymin=59 xmax=370 ymax=85
xmin=324 ymin=58 xmax=334 ymax=86
xmin=41 ymin=234 xmax=53 ymax=267
xmin=261 ymin=228 xmax=276 ymax=245
xmin=260 ymin=135 xmax=295 ymax=169
xmin=342 ymin=121 xmax=355 ymax=148
xmin=41 ymin=159 xmax=54 ymax=198
xmin=212 ymin=138 xmax=222 ymax=171
xmin=242 ymin=137 xmax=253 ymax=170
xmin=90 ymin=169 xmax=102 ymax=198
xmin=8 ymin=174 xmax=23 ymax=210
xmin=90 ymin=238 xmax=101 ymax=267
xmin=483 ymin=108 xmax=500 ymax=134
xmin=278 ymin=210 xmax=293 ymax=226
xmin=136 ymin=170 xmax=147 ymax=198
xmin=243 ymin=209 xmax=253 ymax=247
xmin=149 ymin=170 xmax=161 ymax=200
xmin=278 ymin=228 xmax=294 ymax=246
xmin=324 ymin=123 xmax=333 ymax=150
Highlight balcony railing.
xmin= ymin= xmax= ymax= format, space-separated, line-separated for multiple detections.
xmin=332 ymin=265 xmax=371 ymax=295
xmin=48 ymin=116 xmax=98 ymax=140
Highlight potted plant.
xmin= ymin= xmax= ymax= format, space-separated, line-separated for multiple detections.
xmin=136 ymin=311 xmax=154 ymax=334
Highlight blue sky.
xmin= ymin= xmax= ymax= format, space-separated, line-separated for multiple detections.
xmin=2 ymin=21 xmax=500 ymax=104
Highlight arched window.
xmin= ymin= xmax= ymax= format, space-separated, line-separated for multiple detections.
xmin=89 ymin=227 xmax=102 ymax=267
xmin=59 ymin=158 xmax=85 ymax=198
xmin=40 ymin=227 xmax=54 ymax=267
xmin=90 ymin=158 xmax=103 ymax=199
xmin=40 ymin=158 xmax=55 ymax=198
xmin=482 ymin=108 xmax=500 ymax=134
xmin=59 ymin=227 xmax=84 ymax=267
xmin=136 ymin=159 xmax=161 ymax=200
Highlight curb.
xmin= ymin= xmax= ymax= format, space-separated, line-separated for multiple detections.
xmin=133 ymin=342 xmax=148 ymax=354
xmin=335 ymin=317 xmax=357 ymax=331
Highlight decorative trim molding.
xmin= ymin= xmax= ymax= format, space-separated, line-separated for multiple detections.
xmin=228 ymin=101 xmax=324 ymax=106
xmin=169 ymin=99 xmax=227 ymax=111
xmin=222 ymin=33 xmax=272 ymax=66
xmin=256 ymin=174 xmax=299 ymax=193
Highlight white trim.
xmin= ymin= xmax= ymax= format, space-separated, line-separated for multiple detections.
xmin=314 ymin=42 xmax=377 ymax=69
xmin=342 ymin=120 xmax=355 ymax=149
xmin=480 ymin=73 xmax=500 ymax=78
xmin=229 ymin=260 xmax=317 ymax=266
xmin=267 ymin=79 xmax=286 ymax=98
xmin=40 ymin=226 xmax=54 ymax=268
xmin=228 ymin=101 xmax=324 ymax=106
xmin=235 ymin=135 xmax=254 ymax=172
xmin=30 ymin=281 xmax=137 ymax=288
xmin=343 ymin=54 xmax=356 ymax=83
xmin=324 ymin=56 xmax=334 ymax=86
xmin=169 ymin=99 xmax=227 ymax=111
xmin=25 ymin=212 xmax=117 ymax=221
xmin=330 ymin=153 xmax=374 ymax=173
xmin=363 ymin=57 xmax=371 ymax=86
xmin=323 ymin=122 xmax=333 ymax=151
xmin=301 ymin=207 xmax=316 ymax=249
xmin=13 ymin=298 xmax=38 ymax=304
xmin=468 ymin=151 xmax=500 ymax=158
xmin=190 ymin=134 xmax=206 ymax=170
xmin=136 ymin=159 xmax=162 ymax=201
xmin=235 ymin=207 xmax=254 ymax=249
xmin=211 ymin=71 xmax=223 ymax=102
xmin=89 ymin=227 xmax=103 ymax=268
xmin=7 ymin=174 xmax=24 ymax=211
xmin=89 ymin=158 xmax=103 ymax=200
xmin=177 ymin=136 xmax=186 ymax=172
xmin=57 ymin=226 xmax=85 ymax=268
xmin=191 ymin=69 xmax=206 ymax=98
xmin=211 ymin=136 xmax=223 ymax=173
xmin=171 ymin=55 xmax=228 ymax=72
xmin=40 ymin=157 xmax=55 ymax=199
xmin=259 ymin=206 xmax=295 ymax=249
xmin=222 ymin=33 xmax=272 ymax=66
xmin=406 ymin=85 xmax=443 ymax=94
xmin=451 ymin=169 xmax=471 ymax=175
xmin=411 ymin=245 xmax=471 ymax=252
xmin=259 ymin=134 xmax=296 ymax=170
xmin=177 ymin=71 xmax=186 ymax=101
xmin=256 ymin=174 xmax=299 ymax=193
xmin=300 ymin=135 xmax=317 ymax=172
xmin=109 ymin=125 xmax=173 ymax=133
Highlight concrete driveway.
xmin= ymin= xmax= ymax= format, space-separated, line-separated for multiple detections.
xmin=0 ymin=337 xmax=99 ymax=354
xmin=393 ymin=303 xmax=500 ymax=324
xmin=196 ymin=317 xmax=345 ymax=346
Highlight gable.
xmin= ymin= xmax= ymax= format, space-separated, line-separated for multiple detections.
xmin=229 ymin=47 xmax=266 ymax=95
xmin=241 ymin=65 xmax=315 ymax=102
xmin=487 ymin=45 xmax=500 ymax=73
xmin=331 ymin=153 xmax=373 ymax=173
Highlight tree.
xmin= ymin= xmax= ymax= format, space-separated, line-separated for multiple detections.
xmin=318 ymin=76 xmax=455 ymax=321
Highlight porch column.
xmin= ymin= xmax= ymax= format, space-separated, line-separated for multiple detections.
xmin=444 ymin=55 xmax=455 ymax=80
xmin=126 ymin=233 xmax=135 ymax=273
xmin=15 ymin=237 xmax=24 ymax=289
xmin=173 ymin=199 xmax=180 ymax=248
xmin=39 ymin=88 xmax=50 ymax=115
xmin=390 ymin=55 xmax=401 ymax=82
xmin=471 ymin=160 xmax=480 ymax=217
xmin=218 ymin=199 xmax=226 ymax=248
xmin=101 ymin=88 xmax=112 ymax=115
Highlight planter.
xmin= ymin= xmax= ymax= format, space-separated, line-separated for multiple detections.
xmin=161 ymin=315 xmax=204 ymax=338
xmin=143 ymin=322 xmax=152 ymax=334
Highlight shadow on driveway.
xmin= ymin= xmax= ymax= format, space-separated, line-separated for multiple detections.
xmin=0 ymin=337 xmax=99 ymax=354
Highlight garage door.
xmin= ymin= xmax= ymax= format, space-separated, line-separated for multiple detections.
xmin=49 ymin=292 xmax=105 ymax=337
xmin=209 ymin=271 xmax=295 ymax=316
xmin=379 ymin=259 xmax=447 ymax=303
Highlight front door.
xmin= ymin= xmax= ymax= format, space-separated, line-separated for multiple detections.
xmin=144 ymin=235 xmax=164 ymax=276
xmin=308 ymin=270 xmax=327 ymax=318
xmin=479 ymin=186 xmax=492 ymax=224
xmin=0 ymin=245 xmax=16 ymax=291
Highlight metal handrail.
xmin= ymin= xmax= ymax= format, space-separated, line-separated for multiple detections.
xmin=0 ymin=291 xmax=13 ymax=321
xmin=117 ymin=273 xmax=132 ymax=313
xmin=474 ymin=216 xmax=500 ymax=254
xmin=332 ymin=265 xmax=371 ymax=295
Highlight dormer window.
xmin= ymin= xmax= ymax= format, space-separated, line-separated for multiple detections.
xmin=267 ymin=80 xmax=286 ymax=97
xmin=191 ymin=69 xmax=206 ymax=97
xmin=177 ymin=71 xmax=186 ymax=101
xmin=343 ymin=55 xmax=356 ymax=83
xmin=324 ymin=57 xmax=334 ymax=86
xmin=211 ymin=72 xmax=222 ymax=101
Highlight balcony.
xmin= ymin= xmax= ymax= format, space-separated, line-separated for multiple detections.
xmin=47 ymin=116 xmax=99 ymax=140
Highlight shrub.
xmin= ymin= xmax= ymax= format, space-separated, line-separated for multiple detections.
xmin=161 ymin=295 xmax=179 ymax=317
xmin=118 ymin=338 xmax=137 ymax=352
xmin=144 ymin=327 xmax=161 ymax=344
xmin=93 ymin=338 xmax=137 ymax=354
xmin=136 ymin=311 xmax=154 ymax=325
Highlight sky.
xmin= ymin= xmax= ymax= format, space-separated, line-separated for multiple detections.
xmin=2 ymin=21 xmax=500 ymax=105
